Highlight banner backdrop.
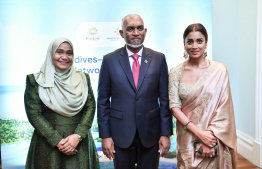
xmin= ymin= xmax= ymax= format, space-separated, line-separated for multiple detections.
xmin=0 ymin=0 xmax=212 ymax=168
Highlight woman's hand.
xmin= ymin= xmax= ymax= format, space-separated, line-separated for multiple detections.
xmin=171 ymin=108 xmax=216 ymax=147
xmin=56 ymin=138 xmax=67 ymax=150
xmin=196 ymin=142 xmax=215 ymax=158
xmin=197 ymin=130 xmax=217 ymax=148
xmin=57 ymin=138 xmax=77 ymax=155
xmin=56 ymin=134 xmax=80 ymax=155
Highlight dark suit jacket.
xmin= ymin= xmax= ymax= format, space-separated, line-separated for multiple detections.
xmin=97 ymin=46 xmax=173 ymax=149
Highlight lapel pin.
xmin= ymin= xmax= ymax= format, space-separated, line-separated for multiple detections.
xmin=144 ymin=60 xmax=148 ymax=63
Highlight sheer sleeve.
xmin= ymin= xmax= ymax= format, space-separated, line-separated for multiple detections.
xmin=24 ymin=74 xmax=63 ymax=147
xmin=74 ymin=73 xmax=96 ymax=138
xmin=169 ymin=63 xmax=184 ymax=109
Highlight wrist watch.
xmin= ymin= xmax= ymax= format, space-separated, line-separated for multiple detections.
xmin=76 ymin=134 xmax=83 ymax=141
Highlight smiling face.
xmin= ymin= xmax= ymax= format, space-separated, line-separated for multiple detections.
xmin=53 ymin=42 xmax=73 ymax=71
xmin=119 ymin=15 xmax=147 ymax=52
xmin=184 ymin=31 xmax=208 ymax=59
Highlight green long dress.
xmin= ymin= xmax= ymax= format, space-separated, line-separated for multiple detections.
xmin=24 ymin=73 xmax=100 ymax=169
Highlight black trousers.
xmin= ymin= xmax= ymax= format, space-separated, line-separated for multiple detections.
xmin=113 ymin=132 xmax=160 ymax=169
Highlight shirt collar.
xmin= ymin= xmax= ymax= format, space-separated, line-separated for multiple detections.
xmin=126 ymin=46 xmax=143 ymax=57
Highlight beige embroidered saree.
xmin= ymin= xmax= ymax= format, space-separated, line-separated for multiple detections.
xmin=169 ymin=61 xmax=237 ymax=169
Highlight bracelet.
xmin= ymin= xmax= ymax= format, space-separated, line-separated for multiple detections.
xmin=184 ymin=120 xmax=192 ymax=131
xmin=76 ymin=134 xmax=83 ymax=141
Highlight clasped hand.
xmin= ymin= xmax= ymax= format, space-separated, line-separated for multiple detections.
xmin=195 ymin=130 xmax=217 ymax=158
xmin=195 ymin=142 xmax=216 ymax=158
xmin=198 ymin=130 xmax=217 ymax=148
xmin=56 ymin=134 xmax=80 ymax=156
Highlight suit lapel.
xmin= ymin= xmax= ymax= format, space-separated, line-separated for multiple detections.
xmin=137 ymin=48 xmax=151 ymax=91
xmin=118 ymin=47 xmax=136 ymax=91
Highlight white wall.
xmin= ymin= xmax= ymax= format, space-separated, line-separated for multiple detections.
xmin=212 ymin=0 xmax=262 ymax=167
xmin=212 ymin=0 xmax=240 ymax=129
xmin=237 ymin=0 xmax=257 ymax=138
xmin=213 ymin=0 xmax=257 ymax=138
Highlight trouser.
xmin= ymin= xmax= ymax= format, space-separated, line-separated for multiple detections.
xmin=113 ymin=131 xmax=160 ymax=169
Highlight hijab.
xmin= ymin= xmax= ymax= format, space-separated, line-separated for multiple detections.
xmin=34 ymin=37 xmax=88 ymax=117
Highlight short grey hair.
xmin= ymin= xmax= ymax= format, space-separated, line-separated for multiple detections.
xmin=121 ymin=14 xmax=144 ymax=30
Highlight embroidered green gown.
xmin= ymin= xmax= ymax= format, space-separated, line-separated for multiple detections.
xmin=24 ymin=73 xmax=100 ymax=169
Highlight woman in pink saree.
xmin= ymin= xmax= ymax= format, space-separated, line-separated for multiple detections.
xmin=169 ymin=23 xmax=237 ymax=169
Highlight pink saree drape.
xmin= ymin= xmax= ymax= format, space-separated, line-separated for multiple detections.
xmin=176 ymin=62 xmax=237 ymax=169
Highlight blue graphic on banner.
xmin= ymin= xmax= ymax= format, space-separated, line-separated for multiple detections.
xmin=0 ymin=0 xmax=211 ymax=168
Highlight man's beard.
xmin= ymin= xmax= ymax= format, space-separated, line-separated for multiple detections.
xmin=125 ymin=38 xmax=144 ymax=48
xmin=126 ymin=42 xmax=143 ymax=48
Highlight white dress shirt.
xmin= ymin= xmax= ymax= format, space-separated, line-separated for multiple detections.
xmin=126 ymin=46 xmax=143 ymax=70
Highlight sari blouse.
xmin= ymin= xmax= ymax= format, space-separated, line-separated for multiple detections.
xmin=169 ymin=61 xmax=237 ymax=169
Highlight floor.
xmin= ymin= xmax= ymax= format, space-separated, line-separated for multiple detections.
xmin=237 ymin=154 xmax=260 ymax=168
xmin=0 ymin=153 xmax=260 ymax=168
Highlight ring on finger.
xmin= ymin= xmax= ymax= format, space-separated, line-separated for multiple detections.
xmin=213 ymin=143 xmax=216 ymax=146
xmin=209 ymin=155 xmax=213 ymax=158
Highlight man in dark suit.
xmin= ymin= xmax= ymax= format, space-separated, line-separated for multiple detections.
xmin=97 ymin=14 xmax=173 ymax=169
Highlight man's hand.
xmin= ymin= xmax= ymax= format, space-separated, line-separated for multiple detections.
xmin=102 ymin=137 xmax=115 ymax=160
xmin=158 ymin=136 xmax=171 ymax=157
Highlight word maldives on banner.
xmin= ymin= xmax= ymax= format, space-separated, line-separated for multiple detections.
xmin=74 ymin=22 xmax=123 ymax=75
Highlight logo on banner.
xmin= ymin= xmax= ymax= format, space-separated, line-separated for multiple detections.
xmin=107 ymin=28 xmax=122 ymax=41
xmin=76 ymin=22 xmax=123 ymax=46
xmin=89 ymin=27 xmax=98 ymax=35
xmin=114 ymin=28 xmax=120 ymax=35
xmin=86 ymin=27 xmax=99 ymax=41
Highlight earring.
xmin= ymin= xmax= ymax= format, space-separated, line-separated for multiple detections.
xmin=203 ymin=48 xmax=207 ymax=57
xmin=183 ymin=48 xmax=189 ymax=59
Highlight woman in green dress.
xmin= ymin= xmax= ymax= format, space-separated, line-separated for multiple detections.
xmin=24 ymin=37 xmax=100 ymax=169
